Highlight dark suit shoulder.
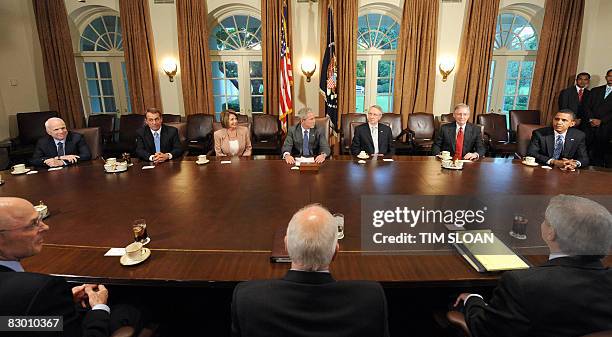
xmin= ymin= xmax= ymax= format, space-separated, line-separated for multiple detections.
xmin=533 ymin=126 xmax=553 ymax=137
xmin=567 ymin=127 xmax=586 ymax=139
xmin=162 ymin=124 xmax=179 ymax=134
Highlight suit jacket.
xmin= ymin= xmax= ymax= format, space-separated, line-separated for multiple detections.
xmin=526 ymin=127 xmax=589 ymax=166
xmin=31 ymin=132 xmax=92 ymax=167
xmin=350 ymin=123 xmax=394 ymax=156
xmin=465 ymin=256 xmax=612 ymax=337
xmin=0 ymin=265 xmax=110 ymax=337
xmin=431 ymin=122 xmax=485 ymax=158
xmin=281 ymin=124 xmax=331 ymax=158
xmin=558 ymin=86 xmax=590 ymax=121
xmin=584 ymin=85 xmax=612 ymax=142
xmin=135 ymin=124 xmax=183 ymax=161
xmin=214 ymin=126 xmax=252 ymax=157
xmin=231 ymin=270 xmax=389 ymax=337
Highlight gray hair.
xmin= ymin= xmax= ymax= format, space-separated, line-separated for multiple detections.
xmin=286 ymin=204 xmax=338 ymax=270
xmin=295 ymin=107 xmax=314 ymax=120
xmin=453 ymin=103 xmax=471 ymax=114
xmin=369 ymin=105 xmax=383 ymax=114
xmin=44 ymin=117 xmax=65 ymax=130
xmin=545 ymin=195 xmax=612 ymax=255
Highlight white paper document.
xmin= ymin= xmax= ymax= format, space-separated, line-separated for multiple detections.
xmin=104 ymin=248 xmax=126 ymax=256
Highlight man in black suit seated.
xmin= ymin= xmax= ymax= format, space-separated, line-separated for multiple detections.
xmin=0 ymin=197 xmax=133 ymax=337
xmin=31 ymin=117 xmax=91 ymax=167
xmin=281 ymin=107 xmax=331 ymax=165
xmin=454 ymin=195 xmax=612 ymax=337
xmin=432 ymin=103 xmax=485 ymax=160
xmin=558 ymin=72 xmax=590 ymax=127
xmin=527 ymin=109 xmax=589 ymax=169
xmin=135 ymin=108 xmax=183 ymax=163
xmin=350 ymin=105 xmax=394 ymax=156
xmin=231 ymin=204 xmax=390 ymax=337
xmin=584 ymin=68 xmax=612 ymax=167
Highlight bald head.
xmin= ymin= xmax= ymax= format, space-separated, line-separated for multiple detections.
xmin=44 ymin=117 xmax=68 ymax=141
xmin=0 ymin=197 xmax=49 ymax=260
xmin=286 ymin=204 xmax=338 ymax=271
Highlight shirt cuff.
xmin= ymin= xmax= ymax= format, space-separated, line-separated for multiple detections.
xmin=167 ymin=153 xmax=173 ymax=160
xmin=547 ymin=159 xmax=553 ymax=165
xmin=576 ymin=160 xmax=581 ymax=167
xmin=282 ymin=152 xmax=290 ymax=159
xmin=464 ymin=294 xmax=484 ymax=305
xmin=148 ymin=155 xmax=154 ymax=162
xmin=91 ymin=304 xmax=110 ymax=314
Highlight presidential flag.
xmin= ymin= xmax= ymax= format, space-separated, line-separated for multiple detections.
xmin=319 ymin=4 xmax=338 ymax=131
xmin=279 ymin=0 xmax=293 ymax=132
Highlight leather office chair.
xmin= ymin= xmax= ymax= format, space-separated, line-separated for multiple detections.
xmin=165 ymin=122 xmax=187 ymax=153
xmin=582 ymin=330 xmax=612 ymax=337
xmin=10 ymin=111 xmax=59 ymax=163
xmin=105 ymin=114 xmax=145 ymax=156
xmin=315 ymin=116 xmax=331 ymax=150
xmin=516 ymin=123 xmax=543 ymax=158
xmin=236 ymin=113 xmax=249 ymax=124
xmin=440 ymin=113 xmax=455 ymax=123
xmin=0 ymin=143 xmax=9 ymax=170
xmin=162 ymin=114 xmax=181 ymax=123
xmin=186 ymin=114 xmax=214 ymax=155
xmin=509 ymin=109 xmax=540 ymax=142
xmin=406 ymin=112 xmax=435 ymax=154
xmin=252 ymin=114 xmax=282 ymax=155
xmin=72 ymin=127 xmax=102 ymax=160
xmin=340 ymin=113 xmax=366 ymax=154
xmin=381 ymin=113 xmax=411 ymax=155
xmin=349 ymin=121 xmax=391 ymax=155
xmin=478 ymin=113 xmax=516 ymax=157
xmin=88 ymin=114 xmax=115 ymax=145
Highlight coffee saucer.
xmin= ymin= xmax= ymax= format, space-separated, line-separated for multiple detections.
xmin=357 ymin=155 xmax=369 ymax=160
xmin=120 ymin=248 xmax=151 ymax=266
xmin=196 ymin=160 xmax=210 ymax=165
xmin=105 ymin=167 xmax=128 ymax=173
xmin=521 ymin=161 xmax=538 ymax=167
xmin=11 ymin=169 xmax=31 ymax=175
xmin=436 ymin=155 xmax=452 ymax=160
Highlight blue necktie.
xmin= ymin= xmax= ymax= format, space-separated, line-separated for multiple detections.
xmin=605 ymin=86 xmax=611 ymax=99
xmin=553 ymin=135 xmax=563 ymax=160
xmin=57 ymin=142 xmax=65 ymax=156
xmin=154 ymin=132 xmax=161 ymax=153
xmin=302 ymin=129 xmax=310 ymax=156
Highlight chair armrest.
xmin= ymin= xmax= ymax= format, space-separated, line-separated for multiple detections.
xmin=110 ymin=326 xmax=135 ymax=337
xmin=396 ymin=128 xmax=415 ymax=143
xmin=446 ymin=311 xmax=471 ymax=337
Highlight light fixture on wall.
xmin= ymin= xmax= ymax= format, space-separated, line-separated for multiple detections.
xmin=301 ymin=60 xmax=317 ymax=82
xmin=438 ymin=59 xmax=456 ymax=82
xmin=162 ymin=60 xmax=178 ymax=82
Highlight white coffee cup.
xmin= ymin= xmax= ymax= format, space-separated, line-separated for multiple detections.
xmin=34 ymin=204 xmax=48 ymax=218
xmin=334 ymin=213 xmax=344 ymax=240
xmin=524 ymin=156 xmax=536 ymax=165
xmin=104 ymin=163 xmax=115 ymax=172
xmin=116 ymin=162 xmax=128 ymax=170
xmin=12 ymin=164 xmax=26 ymax=173
xmin=197 ymin=155 xmax=207 ymax=162
xmin=441 ymin=151 xmax=451 ymax=159
xmin=125 ymin=242 xmax=144 ymax=261
xmin=106 ymin=158 xmax=117 ymax=165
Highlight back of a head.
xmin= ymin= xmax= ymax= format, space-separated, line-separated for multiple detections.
xmin=286 ymin=204 xmax=337 ymax=271
xmin=545 ymin=195 xmax=612 ymax=256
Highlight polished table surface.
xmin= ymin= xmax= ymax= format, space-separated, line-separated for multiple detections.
xmin=1 ymin=156 xmax=610 ymax=286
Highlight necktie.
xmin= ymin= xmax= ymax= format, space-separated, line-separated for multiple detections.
xmin=578 ymin=88 xmax=583 ymax=102
xmin=553 ymin=135 xmax=563 ymax=160
xmin=454 ymin=127 xmax=464 ymax=160
xmin=371 ymin=126 xmax=379 ymax=154
xmin=57 ymin=142 xmax=65 ymax=156
xmin=154 ymin=132 xmax=161 ymax=153
xmin=302 ymin=130 xmax=310 ymax=156
xmin=605 ymin=87 xmax=612 ymax=99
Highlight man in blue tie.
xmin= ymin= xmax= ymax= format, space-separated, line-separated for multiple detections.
xmin=527 ymin=110 xmax=589 ymax=169
xmin=281 ymin=107 xmax=331 ymax=165
xmin=135 ymin=108 xmax=183 ymax=163
xmin=31 ymin=117 xmax=92 ymax=167
xmin=584 ymin=68 xmax=612 ymax=167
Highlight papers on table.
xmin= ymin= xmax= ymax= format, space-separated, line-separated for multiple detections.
xmin=220 ymin=160 xmax=232 ymax=164
xmin=104 ymin=248 xmax=126 ymax=256
xmin=142 ymin=166 xmax=155 ymax=170
xmin=48 ymin=167 xmax=63 ymax=171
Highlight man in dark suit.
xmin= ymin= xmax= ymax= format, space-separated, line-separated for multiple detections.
xmin=584 ymin=68 xmax=612 ymax=167
xmin=231 ymin=204 xmax=389 ymax=337
xmin=135 ymin=108 xmax=183 ymax=163
xmin=432 ymin=103 xmax=485 ymax=160
xmin=454 ymin=195 xmax=612 ymax=337
xmin=281 ymin=107 xmax=331 ymax=165
xmin=350 ymin=105 xmax=394 ymax=156
xmin=0 ymin=197 xmax=112 ymax=336
xmin=527 ymin=110 xmax=589 ymax=169
xmin=558 ymin=72 xmax=591 ymax=126
xmin=31 ymin=117 xmax=91 ymax=167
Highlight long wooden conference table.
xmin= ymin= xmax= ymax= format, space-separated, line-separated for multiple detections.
xmin=2 ymin=156 xmax=611 ymax=287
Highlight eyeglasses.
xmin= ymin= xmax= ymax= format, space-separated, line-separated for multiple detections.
xmin=0 ymin=213 xmax=45 ymax=233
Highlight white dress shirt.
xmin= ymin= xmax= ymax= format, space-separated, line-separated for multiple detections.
xmin=369 ymin=123 xmax=379 ymax=154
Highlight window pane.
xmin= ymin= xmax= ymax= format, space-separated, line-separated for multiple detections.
xmin=356 ymin=61 xmax=366 ymax=77
xmin=214 ymin=97 xmax=224 ymax=112
xmin=503 ymin=96 xmax=515 ymax=111
xmin=225 ymin=62 xmax=238 ymax=78
xmin=249 ymin=62 xmax=262 ymax=77
xmin=82 ymin=26 xmax=97 ymax=43
xmin=518 ymin=79 xmax=531 ymax=95
xmin=356 ymin=96 xmax=365 ymax=113
xmin=81 ymin=39 xmax=95 ymax=52
xmin=227 ymin=80 xmax=239 ymax=95
xmin=227 ymin=97 xmax=240 ymax=111
xmin=517 ymin=95 xmax=529 ymax=106
xmin=212 ymin=62 xmax=224 ymax=78
xmin=91 ymin=18 xmax=106 ymax=35
xmin=122 ymin=62 xmax=131 ymax=113
xmin=376 ymin=96 xmax=391 ymax=112
xmin=87 ymin=80 xmax=100 ymax=96
xmin=520 ymin=62 xmax=534 ymax=78
xmin=507 ymin=61 xmax=519 ymax=78
xmin=99 ymin=63 xmax=111 ymax=78
xmin=101 ymin=80 xmax=114 ymax=95
xmin=90 ymin=97 xmax=102 ymax=113
xmin=103 ymin=97 xmax=116 ymax=113
xmin=213 ymin=80 xmax=226 ymax=95
xmin=378 ymin=61 xmax=391 ymax=78
xmin=251 ymin=80 xmax=264 ymax=95
xmin=504 ymin=80 xmax=516 ymax=95
xmin=251 ymin=96 xmax=263 ymax=113
xmin=377 ymin=79 xmax=390 ymax=94
xmin=85 ymin=63 xmax=97 ymax=78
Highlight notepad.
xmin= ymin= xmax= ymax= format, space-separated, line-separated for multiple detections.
xmin=142 ymin=166 xmax=155 ymax=170
xmin=48 ymin=167 xmax=63 ymax=171
xmin=104 ymin=248 xmax=126 ymax=256
xmin=454 ymin=229 xmax=530 ymax=272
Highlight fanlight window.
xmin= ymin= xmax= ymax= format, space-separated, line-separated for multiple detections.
xmin=494 ymin=13 xmax=538 ymax=51
xmin=80 ymin=15 xmax=123 ymax=52
xmin=209 ymin=15 xmax=262 ymax=51
xmin=357 ymin=13 xmax=399 ymax=50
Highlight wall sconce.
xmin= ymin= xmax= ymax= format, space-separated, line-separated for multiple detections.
xmin=439 ymin=59 xmax=456 ymax=82
xmin=162 ymin=60 xmax=178 ymax=82
xmin=301 ymin=60 xmax=316 ymax=82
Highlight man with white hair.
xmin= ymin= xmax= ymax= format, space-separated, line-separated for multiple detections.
xmin=455 ymin=195 xmax=612 ymax=337
xmin=31 ymin=117 xmax=91 ymax=167
xmin=281 ymin=107 xmax=331 ymax=165
xmin=231 ymin=204 xmax=389 ymax=337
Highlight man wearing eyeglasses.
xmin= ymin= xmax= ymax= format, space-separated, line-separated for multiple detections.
xmin=0 ymin=197 xmax=115 ymax=336
xmin=31 ymin=117 xmax=92 ymax=168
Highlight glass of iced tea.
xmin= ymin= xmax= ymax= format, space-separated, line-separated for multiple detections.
xmin=132 ymin=218 xmax=150 ymax=245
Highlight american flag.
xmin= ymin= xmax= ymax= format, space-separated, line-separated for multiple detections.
xmin=279 ymin=0 xmax=293 ymax=132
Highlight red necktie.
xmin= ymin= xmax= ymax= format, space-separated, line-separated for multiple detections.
xmin=578 ymin=88 xmax=583 ymax=102
xmin=455 ymin=127 xmax=464 ymax=160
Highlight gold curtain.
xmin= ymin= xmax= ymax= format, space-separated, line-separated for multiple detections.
xmin=32 ymin=0 xmax=85 ymax=128
xmin=452 ymin=0 xmax=500 ymax=122
xmin=392 ymin=0 xmax=439 ymax=127
xmin=176 ymin=0 xmax=214 ymax=116
xmin=119 ymin=0 xmax=162 ymax=114
xmin=262 ymin=0 xmax=293 ymax=116
xmin=528 ymin=0 xmax=584 ymax=124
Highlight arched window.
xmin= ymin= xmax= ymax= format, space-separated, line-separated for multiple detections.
xmin=75 ymin=13 xmax=131 ymax=115
xmin=209 ymin=14 xmax=263 ymax=117
xmin=356 ymin=11 xmax=400 ymax=113
xmin=487 ymin=12 xmax=539 ymax=114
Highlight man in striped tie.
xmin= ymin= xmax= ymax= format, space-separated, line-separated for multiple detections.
xmin=432 ymin=103 xmax=486 ymax=161
xmin=31 ymin=117 xmax=91 ymax=167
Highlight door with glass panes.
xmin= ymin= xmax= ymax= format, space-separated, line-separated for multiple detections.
xmin=77 ymin=57 xmax=131 ymax=115
xmin=211 ymin=56 xmax=264 ymax=120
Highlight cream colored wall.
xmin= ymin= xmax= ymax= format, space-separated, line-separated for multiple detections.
xmin=0 ymin=0 xmax=48 ymax=140
xmin=292 ymin=0 xmax=320 ymax=113
xmin=577 ymin=0 xmax=612 ymax=87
